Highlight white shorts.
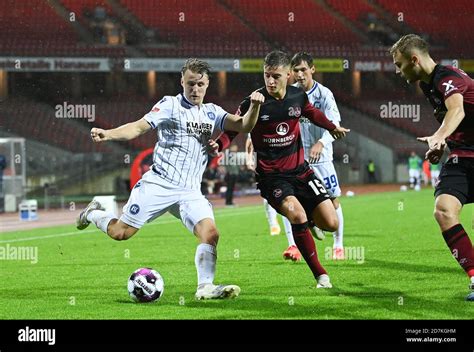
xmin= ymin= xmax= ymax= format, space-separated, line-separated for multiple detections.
xmin=120 ymin=177 xmax=214 ymax=233
xmin=309 ymin=162 xmax=341 ymax=198
xmin=409 ymin=169 xmax=421 ymax=179
xmin=431 ymin=170 xmax=440 ymax=178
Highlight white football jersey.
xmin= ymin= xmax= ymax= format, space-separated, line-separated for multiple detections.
xmin=143 ymin=93 xmax=228 ymax=191
xmin=293 ymin=82 xmax=341 ymax=163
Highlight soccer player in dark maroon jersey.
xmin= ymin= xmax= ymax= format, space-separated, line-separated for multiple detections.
xmin=391 ymin=34 xmax=474 ymax=301
xmin=213 ymin=51 xmax=349 ymax=289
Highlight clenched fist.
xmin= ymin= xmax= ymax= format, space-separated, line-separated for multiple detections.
xmin=250 ymin=91 xmax=265 ymax=106
xmin=90 ymin=128 xmax=109 ymax=143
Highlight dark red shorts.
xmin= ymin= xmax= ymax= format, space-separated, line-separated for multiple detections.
xmin=257 ymin=168 xmax=331 ymax=216
xmin=435 ymin=157 xmax=474 ymax=205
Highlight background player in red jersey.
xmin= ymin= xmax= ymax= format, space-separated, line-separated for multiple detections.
xmin=213 ymin=51 xmax=349 ymax=289
xmin=391 ymin=34 xmax=474 ymax=301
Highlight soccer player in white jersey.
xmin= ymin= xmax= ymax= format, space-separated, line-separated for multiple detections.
xmin=291 ymin=52 xmax=345 ymax=260
xmin=76 ymin=58 xmax=265 ymax=299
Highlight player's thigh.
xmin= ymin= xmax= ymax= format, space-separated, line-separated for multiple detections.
xmin=256 ymin=177 xmax=294 ymax=214
xmin=311 ymin=199 xmax=338 ymax=231
xmin=175 ymin=191 xmax=215 ymax=234
xmin=311 ymin=163 xmax=341 ymax=198
xmin=294 ymin=172 xmax=332 ymax=220
xmin=278 ymin=195 xmax=307 ymax=224
xmin=120 ymin=180 xmax=177 ymax=229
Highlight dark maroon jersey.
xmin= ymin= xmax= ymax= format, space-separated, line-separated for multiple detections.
xmin=218 ymin=86 xmax=336 ymax=177
xmin=420 ymin=64 xmax=474 ymax=158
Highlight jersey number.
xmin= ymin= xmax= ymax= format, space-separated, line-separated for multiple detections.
xmin=323 ymin=175 xmax=338 ymax=189
xmin=308 ymin=179 xmax=327 ymax=196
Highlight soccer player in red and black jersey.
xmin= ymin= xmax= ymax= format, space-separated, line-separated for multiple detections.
xmin=391 ymin=34 xmax=474 ymax=301
xmin=213 ymin=51 xmax=349 ymax=289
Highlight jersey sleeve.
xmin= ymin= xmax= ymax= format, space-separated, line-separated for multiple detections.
xmin=236 ymin=97 xmax=251 ymax=116
xmin=216 ymin=97 xmax=250 ymax=151
xmin=436 ymin=73 xmax=468 ymax=100
xmin=302 ymin=95 xmax=337 ymax=131
xmin=322 ymin=90 xmax=341 ymax=124
xmin=210 ymin=104 xmax=229 ymax=132
xmin=318 ymin=90 xmax=341 ymax=146
xmin=143 ymin=96 xmax=173 ymax=129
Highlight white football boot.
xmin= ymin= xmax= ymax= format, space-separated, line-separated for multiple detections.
xmin=76 ymin=200 xmax=103 ymax=230
xmin=310 ymin=226 xmax=325 ymax=241
xmin=195 ymin=283 xmax=241 ymax=300
xmin=316 ymin=274 xmax=332 ymax=288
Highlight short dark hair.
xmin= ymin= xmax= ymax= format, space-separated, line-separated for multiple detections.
xmin=264 ymin=50 xmax=291 ymax=69
xmin=181 ymin=58 xmax=211 ymax=78
xmin=291 ymin=52 xmax=314 ymax=68
xmin=389 ymin=34 xmax=429 ymax=57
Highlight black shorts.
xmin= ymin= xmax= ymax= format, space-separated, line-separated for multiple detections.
xmin=434 ymin=157 xmax=474 ymax=205
xmin=256 ymin=169 xmax=331 ymax=216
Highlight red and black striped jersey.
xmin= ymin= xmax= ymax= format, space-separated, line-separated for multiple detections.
xmin=218 ymin=86 xmax=336 ymax=177
xmin=420 ymin=64 xmax=474 ymax=158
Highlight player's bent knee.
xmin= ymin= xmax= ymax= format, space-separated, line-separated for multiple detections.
xmin=109 ymin=225 xmax=134 ymax=241
xmin=322 ymin=217 xmax=338 ymax=232
xmin=289 ymin=211 xmax=307 ymax=224
xmin=434 ymin=207 xmax=456 ymax=227
xmin=109 ymin=229 xmax=127 ymax=241
xmin=195 ymin=222 xmax=219 ymax=246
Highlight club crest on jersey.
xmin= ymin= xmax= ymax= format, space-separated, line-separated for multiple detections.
xmin=207 ymin=112 xmax=216 ymax=121
xmin=130 ymin=204 xmax=140 ymax=215
xmin=273 ymin=189 xmax=283 ymax=198
xmin=276 ymin=122 xmax=289 ymax=136
xmin=288 ymin=106 xmax=301 ymax=117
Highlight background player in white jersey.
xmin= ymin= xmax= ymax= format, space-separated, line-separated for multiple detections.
xmin=76 ymin=58 xmax=265 ymax=300
xmin=291 ymin=52 xmax=345 ymax=260
xmin=245 ymin=135 xmax=301 ymax=261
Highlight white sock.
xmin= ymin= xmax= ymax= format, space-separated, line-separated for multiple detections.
xmin=195 ymin=243 xmax=216 ymax=287
xmin=282 ymin=216 xmax=295 ymax=246
xmin=87 ymin=210 xmax=116 ymax=234
xmin=333 ymin=205 xmax=344 ymax=248
xmin=263 ymin=199 xmax=278 ymax=227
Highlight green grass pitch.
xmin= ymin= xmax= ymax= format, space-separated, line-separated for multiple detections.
xmin=1 ymin=189 xmax=473 ymax=319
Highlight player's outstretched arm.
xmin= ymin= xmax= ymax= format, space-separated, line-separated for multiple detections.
xmin=90 ymin=118 xmax=152 ymax=142
xmin=417 ymin=93 xmax=465 ymax=151
xmin=303 ymin=102 xmax=349 ymax=139
xmin=223 ymin=91 xmax=265 ymax=133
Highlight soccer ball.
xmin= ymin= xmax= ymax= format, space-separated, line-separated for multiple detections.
xmin=127 ymin=267 xmax=164 ymax=303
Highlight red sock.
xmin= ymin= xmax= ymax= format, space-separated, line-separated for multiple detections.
xmin=442 ymin=224 xmax=474 ymax=276
xmin=291 ymin=222 xmax=327 ymax=278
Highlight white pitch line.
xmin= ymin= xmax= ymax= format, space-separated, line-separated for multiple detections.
xmin=0 ymin=206 xmax=261 ymax=244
